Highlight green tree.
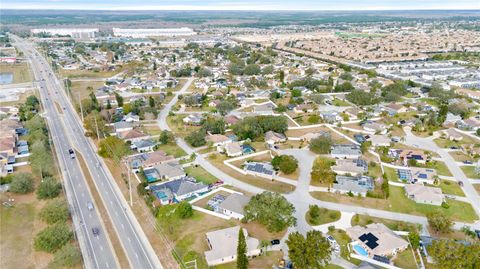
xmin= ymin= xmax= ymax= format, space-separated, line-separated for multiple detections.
xmin=243 ymin=64 xmax=261 ymax=76
xmin=98 ymin=136 xmax=130 ymax=160
xmin=279 ymin=70 xmax=285 ymax=83
xmin=237 ymin=228 xmax=248 ymax=269
xmin=271 ymin=155 xmax=298 ymax=174
xmin=37 ymin=177 xmax=62 ymax=199
xmin=185 ymin=129 xmax=207 ymax=147
xmin=114 ymin=92 xmax=124 ymax=107
xmin=428 ymin=240 xmax=480 ymax=269
xmin=40 ymin=198 xmax=70 ymax=224
xmin=311 ymin=157 xmax=335 ymax=185
xmin=216 ymin=100 xmax=237 ymax=116
xmin=427 ymin=210 xmax=453 ymax=233
xmin=48 ymin=243 xmax=82 ymax=269
xmin=309 ymin=136 xmax=333 ymax=154
xmin=30 ymin=140 xmax=54 ymax=178
xmin=34 ymin=223 xmax=73 ymax=253
xmin=148 ymin=96 xmax=155 ymax=108
xmin=176 ymin=201 xmax=193 ymax=219
xmin=244 ymin=192 xmax=296 ymax=232
xmin=408 ymin=230 xmax=420 ymax=249
xmin=9 ymin=172 xmax=35 ymax=194
xmin=83 ymin=110 xmax=106 ymax=139
xmin=159 ymin=130 xmax=174 ymax=145
xmin=286 ymin=230 xmax=332 ymax=269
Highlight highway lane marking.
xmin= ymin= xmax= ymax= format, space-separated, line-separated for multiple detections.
xmin=127 ymin=237 xmax=131 ymax=242
xmin=135 ymin=252 xmax=139 ymax=259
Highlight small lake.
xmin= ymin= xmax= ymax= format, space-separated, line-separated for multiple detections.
xmin=0 ymin=72 xmax=14 ymax=85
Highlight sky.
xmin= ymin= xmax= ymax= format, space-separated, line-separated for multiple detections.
xmin=1 ymin=0 xmax=480 ymax=10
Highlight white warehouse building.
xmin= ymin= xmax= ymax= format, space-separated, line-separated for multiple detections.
xmin=31 ymin=28 xmax=98 ymax=39
xmin=112 ymin=27 xmax=196 ymax=38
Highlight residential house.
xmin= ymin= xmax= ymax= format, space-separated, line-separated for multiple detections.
xmin=217 ymin=193 xmax=250 ymax=220
xmin=404 ymin=184 xmax=444 ymax=206
xmin=244 ymin=162 xmax=275 ymax=179
xmin=253 ymin=103 xmax=276 ymax=115
xmin=264 ymin=131 xmax=287 ymax=145
xmin=320 ymin=111 xmax=341 ymax=123
xmin=331 ymin=158 xmax=368 ymax=176
xmin=300 ymin=131 xmax=330 ymax=143
xmin=442 ymin=128 xmax=463 ymax=141
xmin=224 ymin=115 xmax=240 ymax=126
xmin=293 ymin=103 xmax=315 ymax=114
xmin=183 ymin=114 xmax=203 ymax=125
xmin=363 ymin=122 xmax=388 ymax=135
xmin=332 ymin=175 xmax=374 ymax=196
xmin=204 ymin=226 xmax=261 ymax=266
xmin=123 ymin=112 xmax=140 ymax=123
xmin=150 ymin=177 xmax=208 ymax=205
xmin=118 ymin=129 xmax=149 ymax=143
xmin=225 ymin=142 xmax=242 ymax=157
xmin=143 ymin=150 xmax=175 ymax=168
xmin=386 ymin=103 xmax=408 ymax=114
xmin=399 ymin=149 xmax=428 ymax=165
xmin=114 ymin=121 xmax=133 ymax=133
xmin=132 ymin=139 xmax=155 ymax=152
xmin=443 ymin=113 xmax=462 ymax=128
xmin=368 ymin=135 xmax=391 ymax=147
xmin=206 ymin=134 xmax=231 ymax=148
xmin=346 ymin=223 xmax=409 ymax=258
xmin=344 ymin=107 xmax=361 ymax=121
xmin=410 ymin=167 xmax=437 ymax=184
xmin=331 ymin=144 xmax=362 ymax=159
xmin=147 ymin=161 xmax=185 ymax=182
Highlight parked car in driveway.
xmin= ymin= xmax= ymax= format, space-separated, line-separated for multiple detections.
xmin=271 ymin=239 xmax=280 ymax=245
xmin=463 ymin=160 xmax=473 ymax=164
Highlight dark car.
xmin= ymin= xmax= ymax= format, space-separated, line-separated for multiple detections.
xmin=271 ymin=239 xmax=280 ymax=245
xmin=458 ymin=181 xmax=464 ymax=187
xmin=463 ymin=160 xmax=473 ymax=164
xmin=92 ymin=227 xmax=100 ymax=236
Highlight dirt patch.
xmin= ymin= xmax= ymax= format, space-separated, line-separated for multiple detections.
xmin=76 ymin=151 xmax=130 ymax=269
xmin=54 ymin=101 xmax=64 ymax=114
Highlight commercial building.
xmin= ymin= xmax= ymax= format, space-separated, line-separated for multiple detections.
xmin=112 ymin=27 xmax=196 ymax=38
xmin=31 ymin=28 xmax=98 ymax=39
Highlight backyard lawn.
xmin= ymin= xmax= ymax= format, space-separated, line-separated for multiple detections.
xmin=433 ymin=135 xmax=479 ymax=149
xmin=437 ymin=180 xmax=465 ymax=196
xmin=419 ymin=160 xmax=452 ymax=177
xmin=185 ymin=165 xmax=219 ymax=185
xmin=155 ymin=143 xmax=187 ymax=158
xmin=461 ymin=166 xmax=480 ymax=179
xmin=327 ymin=229 xmax=362 ymax=266
xmin=384 ymin=167 xmax=400 ymax=182
xmin=311 ymin=186 xmax=478 ymax=222
xmin=393 ymin=247 xmax=419 ymax=269
xmin=214 ymin=251 xmax=283 ymax=269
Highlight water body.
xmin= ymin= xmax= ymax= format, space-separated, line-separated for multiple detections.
xmin=0 ymin=72 xmax=14 ymax=85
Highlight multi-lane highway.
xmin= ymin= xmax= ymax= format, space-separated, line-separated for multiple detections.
xmin=12 ymin=35 xmax=164 ymax=269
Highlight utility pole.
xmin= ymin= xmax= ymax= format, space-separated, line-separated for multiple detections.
xmin=124 ymin=160 xmax=133 ymax=207
xmin=93 ymin=116 xmax=100 ymax=141
xmin=77 ymin=92 xmax=84 ymax=122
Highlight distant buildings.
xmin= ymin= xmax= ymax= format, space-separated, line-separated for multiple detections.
xmin=112 ymin=27 xmax=196 ymax=38
xmin=31 ymin=28 xmax=98 ymax=39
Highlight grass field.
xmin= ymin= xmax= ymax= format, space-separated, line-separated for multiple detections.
xmin=461 ymin=166 xmax=480 ymax=179
xmin=384 ymin=166 xmax=400 ymax=182
xmin=156 ymin=143 xmax=187 ymax=158
xmin=311 ymin=186 xmax=478 ymax=222
xmin=419 ymin=161 xmax=452 ymax=177
xmin=351 ymin=214 xmax=419 ymax=232
xmin=0 ymin=62 xmax=32 ymax=84
xmin=214 ymin=251 xmax=283 ymax=269
xmin=0 ymin=203 xmax=36 ymax=269
xmin=393 ymin=247 xmax=419 ymax=269
xmin=306 ymin=206 xmax=341 ymax=226
xmin=185 ymin=165 xmax=219 ymax=185
xmin=433 ymin=135 xmax=479 ymax=149
xmin=437 ymin=180 xmax=465 ymax=196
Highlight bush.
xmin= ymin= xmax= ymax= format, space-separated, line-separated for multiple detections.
xmin=48 ymin=243 xmax=82 ymax=269
xmin=441 ymin=202 xmax=450 ymax=209
xmin=34 ymin=223 xmax=73 ymax=253
xmin=9 ymin=172 xmax=35 ymax=194
xmin=176 ymin=201 xmax=193 ymax=219
xmin=40 ymin=198 xmax=70 ymax=224
xmin=37 ymin=177 xmax=62 ymax=199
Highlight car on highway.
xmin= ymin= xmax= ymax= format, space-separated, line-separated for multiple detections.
xmin=87 ymin=201 xmax=94 ymax=211
xmin=92 ymin=227 xmax=100 ymax=237
xmin=463 ymin=160 xmax=473 ymax=164
xmin=68 ymin=149 xmax=75 ymax=159
xmin=271 ymin=239 xmax=280 ymax=245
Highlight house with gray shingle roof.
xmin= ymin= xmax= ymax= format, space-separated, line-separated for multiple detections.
xmin=150 ymin=177 xmax=209 ymax=205
xmin=217 ymin=193 xmax=250 ymax=220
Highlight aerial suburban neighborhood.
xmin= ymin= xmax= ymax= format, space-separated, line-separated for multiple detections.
xmin=0 ymin=4 xmax=479 ymax=269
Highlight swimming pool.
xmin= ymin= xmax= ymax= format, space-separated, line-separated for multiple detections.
xmin=353 ymin=244 xmax=368 ymax=257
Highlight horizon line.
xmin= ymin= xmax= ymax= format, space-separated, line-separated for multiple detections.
xmin=1 ymin=8 xmax=480 ymax=11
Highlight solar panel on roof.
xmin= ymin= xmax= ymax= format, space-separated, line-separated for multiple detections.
xmin=360 ymin=233 xmax=379 ymax=250
xmin=373 ymin=255 xmax=390 ymax=264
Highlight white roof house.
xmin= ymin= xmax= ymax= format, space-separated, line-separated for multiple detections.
xmin=217 ymin=193 xmax=250 ymax=220
xmin=204 ymin=226 xmax=261 ymax=266
xmin=404 ymin=183 xmax=444 ymax=206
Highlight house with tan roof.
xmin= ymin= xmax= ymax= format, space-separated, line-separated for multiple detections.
xmin=204 ymin=226 xmax=261 ymax=266
xmin=441 ymin=128 xmax=463 ymax=141
xmin=206 ymin=134 xmax=232 ymax=148
xmin=143 ymin=150 xmax=175 ymax=168
xmin=224 ymin=142 xmax=243 ymax=157
xmin=404 ymin=183 xmax=444 ymax=206
xmin=264 ymin=131 xmax=286 ymax=145
xmin=118 ymin=129 xmax=149 ymax=143
xmin=346 ymin=223 xmax=409 ymax=258
xmin=331 ymin=158 xmax=368 ymax=176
